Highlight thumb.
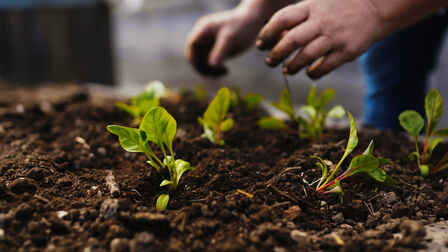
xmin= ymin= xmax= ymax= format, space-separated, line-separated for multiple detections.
xmin=208 ymin=30 xmax=233 ymax=67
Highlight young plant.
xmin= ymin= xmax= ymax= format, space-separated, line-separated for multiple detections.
xmin=115 ymin=80 xmax=168 ymax=125
xmin=313 ymin=112 xmax=395 ymax=202
xmin=107 ymin=107 xmax=194 ymax=211
xmin=259 ymin=84 xmax=345 ymax=140
xmin=399 ymin=89 xmax=448 ymax=176
xmin=198 ymin=87 xmax=234 ymax=145
xmin=229 ymin=86 xmax=264 ymax=114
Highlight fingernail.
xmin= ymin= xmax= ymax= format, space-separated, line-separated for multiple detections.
xmin=283 ymin=67 xmax=289 ymax=74
xmin=265 ymin=57 xmax=272 ymax=65
xmin=256 ymin=40 xmax=263 ymax=48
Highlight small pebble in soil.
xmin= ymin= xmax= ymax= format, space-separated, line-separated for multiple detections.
xmin=332 ymin=212 xmax=344 ymax=224
xmin=57 ymin=210 xmax=68 ymax=219
xmin=100 ymin=199 xmax=119 ymax=220
xmin=130 ymin=232 xmax=154 ymax=252
xmin=97 ymin=147 xmax=107 ymax=156
xmin=110 ymin=238 xmax=129 ymax=252
xmin=0 ymin=229 xmax=4 ymax=240
xmin=290 ymin=230 xmax=308 ymax=244
xmin=8 ymin=177 xmax=37 ymax=194
xmin=379 ymin=192 xmax=397 ymax=205
xmin=283 ymin=205 xmax=301 ymax=221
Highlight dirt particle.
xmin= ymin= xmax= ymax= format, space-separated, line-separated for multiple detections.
xmin=332 ymin=212 xmax=344 ymax=224
xmin=9 ymin=177 xmax=37 ymax=194
xmin=129 ymin=232 xmax=154 ymax=252
xmin=283 ymin=205 xmax=301 ymax=221
xmin=290 ymin=230 xmax=308 ymax=244
xmin=110 ymin=238 xmax=129 ymax=252
xmin=100 ymin=199 xmax=119 ymax=220
xmin=15 ymin=203 xmax=35 ymax=219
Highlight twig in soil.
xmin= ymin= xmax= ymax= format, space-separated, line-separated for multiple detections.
xmin=279 ymin=166 xmax=302 ymax=176
xmin=236 ymin=189 xmax=254 ymax=199
xmin=34 ymin=194 xmax=50 ymax=203
xmin=302 ymin=185 xmax=308 ymax=197
xmin=267 ymin=183 xmax=299 ymax=203
xmin=363 ymin=201 xmax=374 ymax=215
xmin=131 ymin=189 xmax=144 ymax=202
xmin=105 ymin=170 xmax=120 ymax=197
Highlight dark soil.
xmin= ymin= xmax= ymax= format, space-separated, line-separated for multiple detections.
xmin=1 ymin=84 xmax=447 ymax=252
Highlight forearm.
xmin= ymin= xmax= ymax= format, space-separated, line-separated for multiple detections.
xmin=237 ymin=0 xmax=297 ymax=26
xmin=370 ymin=0 xmax=448 ymax=38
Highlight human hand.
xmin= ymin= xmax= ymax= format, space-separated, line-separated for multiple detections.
xmin=186 ymin=7 xmax=264 ymax=77
xmin=256 ymin=0 xmax=382 ymax=79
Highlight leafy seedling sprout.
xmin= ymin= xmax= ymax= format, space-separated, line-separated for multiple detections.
xmin=313 ymin=112 xmax=395 ymax=202
xmin=107 ymin=107 xmax=194 ymax=211
xmin=229 ymin=86 xmax=264 ymax=114
xmin=399 ymin=89 xmax=448 ymax=176
xmin=115 ymin=80 xmax=168 ymax=125
xmin=259 ymin=84 xmax=345 ymax=140
xmin=198 ymin=87 xmax=234 ymax=145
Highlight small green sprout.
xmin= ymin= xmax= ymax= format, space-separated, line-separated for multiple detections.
xmin=115 ymin=80 xmax=168 ymax=125
xmin=314 ymin=112 xmax=394 ymax=202
xmin=399 ymin=89 xmax=448 ymax=176
xmin=107 ymin=107 xmax=194 ymax=211
xmin=229 ymin=86 xmax=264 ymax=114
xmin=259 ymin=84 xmax=345 ymax=140
xmin=198 ymin=87 xmax=234 ymax=145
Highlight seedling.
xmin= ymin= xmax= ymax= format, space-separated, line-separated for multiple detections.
xmin=107 ymin=107 xmax=194 ymax=211
xmin=229 ymin=86 xmax=264 ymax=114
xmin=313 ymin=112 xmax=394 ymax=202
xmin=399 ymin=89 xmax=448 ymax=176
xmin=259 ymin=84 xmax=345 ymax=140
xmin=115 ymin=80 xmax=168 ymax=125
xmin=198 ymin=87 xmax=234 ymax=145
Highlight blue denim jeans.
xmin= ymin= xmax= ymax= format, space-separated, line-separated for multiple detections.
xmin=360 ymin=11 xmax=448 ymax=130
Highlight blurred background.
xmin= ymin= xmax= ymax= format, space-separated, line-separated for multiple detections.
xmin=1 ymin=0 xmax=448 ymax=125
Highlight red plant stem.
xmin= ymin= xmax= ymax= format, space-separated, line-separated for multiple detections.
xmin=317 ymin=171 xmax=349 ymax=192
xmin=431 ymin=151 xmax=448 ymax=174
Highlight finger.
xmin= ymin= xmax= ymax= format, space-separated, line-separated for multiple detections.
xmin=283 ymin=36 xmax=332 ymax=74
xmin=266 ymin=21 xmax=320 ymax=67
xmin=306 ymin=51 xmax=346 ymax=79
xmin=185 ymin=22 xmax=228 ymax=77
xmin=208 ymin=30 xmax=233 ymax=67
xmin=256 ymin=3 xmax=309 ymax=50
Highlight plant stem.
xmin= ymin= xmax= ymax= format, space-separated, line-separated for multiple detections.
xmin=432 ymin=151 xmax=448 ymax=174
xmin=216 ymin=117 xmax=222 ymax=145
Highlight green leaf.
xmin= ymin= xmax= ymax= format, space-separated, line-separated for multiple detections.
xmin=378 ymin=157 xmax=393 ymax=166
xmin=229 ymin=86 xmax=241 ymax=108
xmin=174 ymin=159 xmax=194 ymax=184
xmin=220 ymin=118 xmax=234 ymax=132
xmin=193 ymin=85 xmax=208 ymax=100
xmin=107 ymin=125 xmax=144 ymax=152
xmin=160 ymin=180 xmax=173 ymax=187
xmin=399 ymin=110 xmax=424 ymax=139
xmin=258 ymin=117 xmax=288 ymax=130
xmin=328 ymin=105 xmax=346 ymax=118
xmin=245 ymin=93 xmax=263 ymax=112
xmin=367 ymin=168 xmax=386 ymax=182
xmin=115 ymin=102 xmax=139 ymax=118
xmin=435 ymin=128 xmax=448 ymax=137
xmin=140 ymin=107 xmax=177 ymax=152
xmin=347 ymin=155 xmax=379 ymax=176
xmin=311 ymin=156 xmax=328 ymax=188
xmin=340 ymin=112 xmax=358 ymax=164
xmin=273 ymin=88 xmax=295 ymax=120
xmin=383 ymin=174 xmax=396 ymax=187
xmin=137 ymin=99 xmax=159 ymax=116
xmin=419 ymin=164 xmax=429 ymax=177
xmin=307 ymin=84 xmax=317 ymax=107
xmin=156 ymin=194 xmax=169 ymax=211
xmin=198 ymin=87 xmax=232 ymax=144
xmin=427 ymin=137 xmax=444 ymax=158
xmin=362 ymin=140 xmax=374 ymax=155
xmin=425 ymin=89 xmax=443 ymax=136
xmin=408 ymin=152 xmax=419 ymax=162
xmin=300 ymin=105 xmax=316 ymax=119
xmin=319 ymin=89 xmax=335 ymax=106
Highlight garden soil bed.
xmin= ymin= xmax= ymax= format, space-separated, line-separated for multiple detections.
xmin=1 ymin=84 xmax=448 ymax=252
